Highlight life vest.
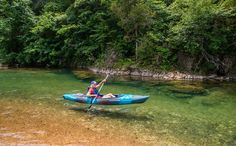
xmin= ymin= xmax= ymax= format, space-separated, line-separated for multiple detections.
xmin=87 ymin=86 xmax=103 ymax=97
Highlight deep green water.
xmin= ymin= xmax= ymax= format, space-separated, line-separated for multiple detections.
xmin=1 ymin=69 xmax=236 ymax=145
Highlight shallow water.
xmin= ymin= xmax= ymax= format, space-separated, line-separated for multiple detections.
xmin=0 ymin=69 xmax=236 ymax=145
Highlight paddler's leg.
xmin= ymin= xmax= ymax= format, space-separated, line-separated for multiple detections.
xmin=109 ymin=93 xmax=116 ymax=98
xmin=102 ymin=93 xmax=115 ymax=98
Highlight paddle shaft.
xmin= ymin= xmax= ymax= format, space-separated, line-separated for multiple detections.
xmin=88 ymin=74 xmax=109 ymax=109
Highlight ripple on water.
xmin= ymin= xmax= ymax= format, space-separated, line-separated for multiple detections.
xmin=0 ymin=127 xmax=8 ymax=131
xmin=0 ymin=132 xmax=26 ymax=139
xmin=38 ymin=96 xmax=51 ymax=100
xmin=1 ymin=111 xmax=13 ymax=115
xmin=31 ymin=130 xmax=46 ymax=135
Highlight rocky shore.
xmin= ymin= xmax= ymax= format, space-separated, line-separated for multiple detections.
xmin=1 ymin=64 xmax=235 ymax=81
xmin=0 ymin=63 xmax=8 ymax=69
xmin=89 ymin=67 xmax=236 ymax=81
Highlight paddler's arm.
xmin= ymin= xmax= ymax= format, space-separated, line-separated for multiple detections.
xmin=95 ymin=79 xmax=106 ymax=88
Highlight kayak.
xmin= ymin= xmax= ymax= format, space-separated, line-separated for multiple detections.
xmin=63 ymin=93 xmax=149 ymax=105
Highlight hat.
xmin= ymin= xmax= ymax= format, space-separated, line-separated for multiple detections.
xmin=91 ymin=81 xmax=97 ymax=85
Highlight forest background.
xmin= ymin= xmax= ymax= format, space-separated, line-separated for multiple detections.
xmin=0 ymin=0 xmax=235 ymax=76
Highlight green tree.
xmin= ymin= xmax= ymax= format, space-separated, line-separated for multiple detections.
xmin=111 ymin=0 xmax=154 ymax=60
xmin=169 ymin=0 xmax=236 ymax=74
xmin=0 ymin=0 xmax=34 ymax=65
xmin=136 ymin=0 xmax=174 ymax=69
xmin=60 ymin=0 xmax=122 ymax=66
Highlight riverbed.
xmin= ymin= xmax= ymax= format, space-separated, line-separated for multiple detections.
xmin=0 ymin=69 xmax=236 ymax=145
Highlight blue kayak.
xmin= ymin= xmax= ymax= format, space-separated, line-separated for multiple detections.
xmin=63 ymin=93 xmax=149 ymax=105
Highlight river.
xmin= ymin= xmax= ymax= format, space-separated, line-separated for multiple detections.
xmin=0 ymin=69 xmax=236 ymax=145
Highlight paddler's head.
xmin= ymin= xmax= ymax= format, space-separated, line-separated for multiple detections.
xmin=90 ymin=81 xmax=97 ymax=88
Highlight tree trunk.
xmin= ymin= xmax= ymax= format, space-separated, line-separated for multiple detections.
xmin=135 ymin=28 xmax=138 ymax=61
xmin=201 ymin=50 xmax=229 ymax=76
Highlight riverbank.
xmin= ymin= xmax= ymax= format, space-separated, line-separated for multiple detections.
xmin=0 ymin=63 xmax=8 ymax=69
xmin=88 ymin=67 xmax=236 ymax=81
xmin=1 ymin=64 xmax=236 ymax=81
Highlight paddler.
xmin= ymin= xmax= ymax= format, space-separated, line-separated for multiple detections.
xmin=86 ymin=79 xmax=115 ymax=98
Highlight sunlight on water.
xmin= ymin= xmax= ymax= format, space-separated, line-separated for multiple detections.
xmin=0 ymin=69 xmax=236 ymax=145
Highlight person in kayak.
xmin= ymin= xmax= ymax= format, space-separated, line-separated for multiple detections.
xmin=86 ymin=80 xmax=115 ymax=98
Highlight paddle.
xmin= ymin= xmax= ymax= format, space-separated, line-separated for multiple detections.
xmin=88 ymin=74 xmax=109 ymax=109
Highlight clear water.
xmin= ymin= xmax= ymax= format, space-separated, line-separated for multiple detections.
xmin=0 ymin=69 xmax=236 ymax=145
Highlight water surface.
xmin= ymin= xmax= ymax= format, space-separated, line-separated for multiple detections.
xmin=1 ymin=69 xmax=236 ymax=145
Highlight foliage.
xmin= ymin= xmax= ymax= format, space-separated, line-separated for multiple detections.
xmin=169 ymin=0 xmax=236 ymax=74
xmin=0 ymin=0 xmax=35 ymax=64
xmin=111 ymin=0 xmax=154 ymax=60
xmin=114 ymin=58 xmax=135 ymax=69
xmin=0 ymin=0 xmax=235 ymax=74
